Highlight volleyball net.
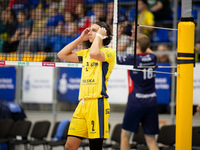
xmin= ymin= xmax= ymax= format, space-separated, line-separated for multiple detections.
xmin=0 ymin=0 xmax=178 ymax=68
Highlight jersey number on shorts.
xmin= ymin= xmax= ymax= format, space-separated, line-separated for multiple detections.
xmin=91 ymin=120 xmax=95 ymax=131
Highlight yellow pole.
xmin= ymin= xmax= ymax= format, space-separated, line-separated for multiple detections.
xmin=176 ymin=19 xmax=195 ymax=150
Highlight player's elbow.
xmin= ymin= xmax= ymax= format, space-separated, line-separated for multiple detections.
xmin=57 ymin=52 xmax=66 ymax=60
xmin=90 ymin=52 xmax=98 ymax=60
xmin=57 ymin=52 xmax=62 ymax=59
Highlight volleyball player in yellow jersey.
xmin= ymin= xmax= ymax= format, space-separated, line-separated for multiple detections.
xmin=57 ymin=21 xmax=115 ymax=150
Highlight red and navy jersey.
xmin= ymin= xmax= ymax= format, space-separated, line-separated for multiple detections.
xmin=117 ymin=53 xmax=157 ymax=107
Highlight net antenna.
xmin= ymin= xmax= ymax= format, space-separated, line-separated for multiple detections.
xmin=133 ymin=0 xmax=139 ymax=68
xmin=113 ymin=0 xmax=118 ymax=64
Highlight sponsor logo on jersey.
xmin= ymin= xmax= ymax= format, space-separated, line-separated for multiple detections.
xmin=91 ymin=62 xmax=98 ymax=67
xmin=82 ymin=79 xmax=95 ymax=83
xmin=140 ymin=55 xmax=152 ymax=62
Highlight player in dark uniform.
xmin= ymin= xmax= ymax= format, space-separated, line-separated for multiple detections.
xmin=118 ymin=33 xmax=159 ymax=150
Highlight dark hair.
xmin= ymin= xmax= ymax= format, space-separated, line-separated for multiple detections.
xmin=137 ymin=33 xmax=150 ymax=53
xmin=18 ymin=10 xmax=27 ymax=18
xmin=10 ymin=9 xmax=16 ymax=17
xmin=95 ymin=21 xmax=112 ymax=46
xmin=75 ymin=2 xmax=88 ymax=16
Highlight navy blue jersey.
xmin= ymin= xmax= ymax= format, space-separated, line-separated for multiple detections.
xmin=117 ymin=53 xmax=157 ymax=107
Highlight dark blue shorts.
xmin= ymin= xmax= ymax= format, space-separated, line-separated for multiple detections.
xmin=122 ymin=105 xmax=159 ymax=135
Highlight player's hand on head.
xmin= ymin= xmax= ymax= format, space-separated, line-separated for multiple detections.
xmin=97 ymin=27 xmax=108 ymax=38
xmin=80 ymin=28 xmax=90 ymax=41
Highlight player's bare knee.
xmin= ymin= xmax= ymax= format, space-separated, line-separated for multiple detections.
xmin=121 ymin=129 xmax=130 ymax=141
xmin=145 ymin=135 xmax=158 ymax=150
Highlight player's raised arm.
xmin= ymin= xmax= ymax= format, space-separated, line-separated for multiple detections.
xmin=90 ymin=27 xmax=108 ymax=62
xmin=57 ymin=28 xmax=90 ymax=62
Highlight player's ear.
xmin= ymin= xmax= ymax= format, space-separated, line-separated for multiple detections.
xmin=136 ymin=42 xmax=140 ymax=49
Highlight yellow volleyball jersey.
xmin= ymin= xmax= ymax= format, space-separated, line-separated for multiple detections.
xmin=138 ymin=9 xmax=154 ymax=36
xmin=76 ymin=46 xmax=115 ymax=100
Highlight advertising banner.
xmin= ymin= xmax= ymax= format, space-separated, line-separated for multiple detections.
xmin=107 ymin=69 xmax=129 ymax=104
xmin=155 ymin=63 xmax=171 ymax=104
xmin=58 ymin=68 xmax=128 ymax=104
xmin=22 ymin=67 xmax=54 ymax=103
xmin=57 ymin=63 xmax=200 ymax=105
xmin=0 ymin=67 xmax=16 ymax=101
xmin=193 ymin=63 xmax=200 ymax=105
xmin=58 ymin=67 xmax=81 ymax=103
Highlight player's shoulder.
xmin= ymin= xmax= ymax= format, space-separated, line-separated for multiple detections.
xmin=146 ymin=53 xmax=157 ymax=62
xmin=148 ymin=53 xmax=157 ymax=59
xmin=147 ymin=52 xmax=155 ymax=55
xmin=137 ymin=53 xmax=157 ymax=62
xmin=102 ymin=47 xmax=116 ymax=57
xmin=102 ymin=47 xmax=115 ymax=52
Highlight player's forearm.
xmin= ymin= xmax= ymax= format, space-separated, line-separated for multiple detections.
xmin=150 ymin=1 xmax=163 ymax=11
xmin=90 ymin=36 xmax=102 ymax=58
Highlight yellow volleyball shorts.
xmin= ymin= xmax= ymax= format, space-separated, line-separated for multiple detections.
xmin=68 ymin=97 xmax=110 ymax=139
